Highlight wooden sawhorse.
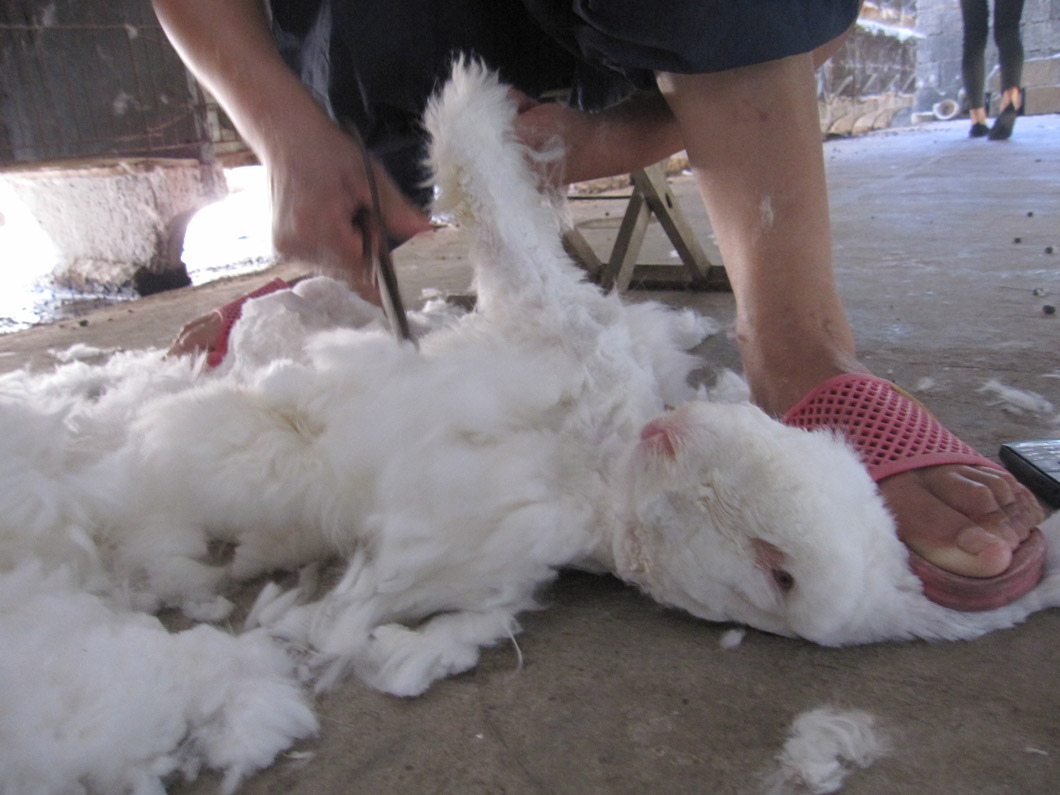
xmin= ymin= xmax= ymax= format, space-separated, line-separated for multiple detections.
xmin=561 ymin=162 xmax=729 ymax=293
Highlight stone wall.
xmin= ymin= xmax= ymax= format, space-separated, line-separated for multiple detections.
xmin=817 ymin=1 xmax=921 ymax=134
xmin=1 ymin=158 xmax=225 ymax=295
xmin=0 ymin=0 xmax=240 ymax=296
xmin=916 ymin=0 xmax=1060 ymax=115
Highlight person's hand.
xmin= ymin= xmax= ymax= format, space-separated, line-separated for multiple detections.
xmin=166 ymin=277 xmax=300 ymax=362
xmin=151 ymin=0 xmax=429 ymax=304
xmin=510 ymin=91 xmax=589 ymax=186
xmin=264 ymin=115 xmax=430 ymax=303
xmin=511 ymin=90 xmax=684 ymax=187
xmin=166 ymin=310 xmax=222 ymax=359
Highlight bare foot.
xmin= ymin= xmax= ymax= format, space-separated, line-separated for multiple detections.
xmin=751 ymin=357 xmax=1045 ymax=581
xmin=878 ymin=464 xmax=1043 ymax=578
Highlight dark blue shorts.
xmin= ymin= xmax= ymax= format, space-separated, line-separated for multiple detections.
xmin=522 ymin=1 xmax=860 ymax=96
xmin=269 ymin=0 xmax=860 ymax=199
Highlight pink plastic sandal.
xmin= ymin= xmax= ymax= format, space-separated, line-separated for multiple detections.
xmin=206 ymin=277 xmax=290 ymax=368
xmin=783 ymin=373 xmax=1045 ymax=611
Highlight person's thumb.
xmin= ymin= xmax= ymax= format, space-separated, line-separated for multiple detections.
xmin=375 ymin=170 xmax=431 ymax=244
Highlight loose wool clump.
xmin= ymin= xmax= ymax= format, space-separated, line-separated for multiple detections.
xmin=767 ymin=707 xmax=887 ymax=794
xmin=0 ymin=564 xmax=317 ymax=795
xmin=719 ymin=628 xmax=747 ymax=650
xmin=978 ymin=379 xmax=1056 ymax=418
xmin=1 ymin=60 xmax=1058 ymax=792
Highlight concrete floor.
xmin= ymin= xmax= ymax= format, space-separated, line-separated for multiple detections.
xmin=2 ymin=115 xmax=1059 ymax=794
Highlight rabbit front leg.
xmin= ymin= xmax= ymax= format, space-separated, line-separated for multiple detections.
xmin=355 ymin=608 xmax=522 ymax=697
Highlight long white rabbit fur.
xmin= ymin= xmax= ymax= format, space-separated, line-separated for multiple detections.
xmin=4 ymin=60 xmax=1059 ymax=711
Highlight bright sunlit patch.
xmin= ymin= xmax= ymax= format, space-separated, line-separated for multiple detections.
xmin=0 ymin=166 xmax=277 ymax=333
xmin=181 ymin=165 xmax=277 ymax=284
xmin=0 ymin=181 xmax=62 ymax=332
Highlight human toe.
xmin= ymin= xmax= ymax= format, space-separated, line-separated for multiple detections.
xmin=923 ymin=465 xmax=1041 ymax=545
xmin=966 ymin=504 xmax=1022 ymax=549
xmin=965 ymin=467 xmax=1045 ymax=540
xmin=908 ymin=521 xmax=1013 ymax=579
xmin=1005 ymin=478 xmax=1047 ymax=529
xmin=883 ymin=471 xmax=1015 ymax=578
xmin=953 ymin=524 xmax=1015 ymax=575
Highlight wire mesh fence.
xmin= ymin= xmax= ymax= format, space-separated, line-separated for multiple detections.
xmin=0 ymin=0 xmax=232 ymax=165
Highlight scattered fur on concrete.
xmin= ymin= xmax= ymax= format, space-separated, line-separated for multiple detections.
xmin=0 ymin=563 xmax=317 ymax=795
xmin=979 ymin=379 xmax=1055 ymax=417
xmin=766 ymin=707 xmax=886 ymax=794
xmin=719 ymin=628 xmax=747 ymax=649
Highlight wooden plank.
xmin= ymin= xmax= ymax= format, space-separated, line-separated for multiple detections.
xmin=555 ymin=162 xmax=731 ymax=293
xmin=631 ymin=164 xmax=729 ymax=290
xmin=561 ymin=227 xmax=603 ymax=281
xmin=603 ymin=191 xmax=651 ymax=293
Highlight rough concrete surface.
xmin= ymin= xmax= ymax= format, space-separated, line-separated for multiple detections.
xmin=2 ymin=116 xmax=1058 ymax=794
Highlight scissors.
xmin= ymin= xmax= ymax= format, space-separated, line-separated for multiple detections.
xmin=344 ymin=122 xmax=415 ymax=345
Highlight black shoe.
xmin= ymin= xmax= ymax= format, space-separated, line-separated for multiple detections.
xmin=988 ymin=105 xmax=1018 ymax=140
xmin=969 ymin=122 xmax=989 ymax=138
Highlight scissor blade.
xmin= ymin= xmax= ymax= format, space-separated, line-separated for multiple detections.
xmin=344 ymin=120 xmax=415 ymax=344
xmin=373 ymin=244 xmax=413 ymax=342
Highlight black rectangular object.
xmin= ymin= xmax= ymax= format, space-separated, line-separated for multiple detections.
xmin=999 ymin=440 xmax=1060 ymax=510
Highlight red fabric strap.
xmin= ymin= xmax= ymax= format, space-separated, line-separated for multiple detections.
xmin=207 ymin=277 xmax=290 ymax=368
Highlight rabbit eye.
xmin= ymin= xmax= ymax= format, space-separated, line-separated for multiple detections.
xmin=772 ymin=568 xmax=795 ymax=592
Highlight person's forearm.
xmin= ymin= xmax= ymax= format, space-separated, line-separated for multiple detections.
xmin=151 ymin=0 xmax=333 ymax=161
xmin=585 ymin=91 xmax=682 ymax=180
xmin=569 ymin=91 xmax=684 ymax=183
xmin=657 ymin=56 xmax=834 ymax=300
xmin=514 ymin=90 xmax=684 ymax=186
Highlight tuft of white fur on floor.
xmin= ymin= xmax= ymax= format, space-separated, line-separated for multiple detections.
xmin=0 ymin=563 xmax=317 ymax=795
xmin=978 ymin=379 xmax=1055 ymax=417
xmin=765 ymin=707 xmax=886 ymax=794
xmin=719 ymin=628 xmax=746 ymax=649
xmin=912 ymin=377 xmax=936 ymax=393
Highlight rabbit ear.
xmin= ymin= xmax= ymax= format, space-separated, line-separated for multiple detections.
xmin=637 ymin=402 xmax=736 ymax=462
xmin=614 ymin=492 xmax=685 ymax=582
xmin=638 ymin=420 xmax=677 ymax=458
